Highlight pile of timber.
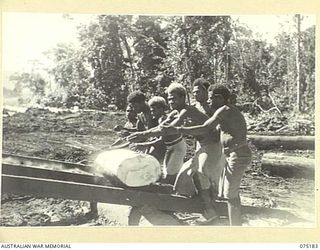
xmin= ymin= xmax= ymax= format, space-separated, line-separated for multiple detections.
xmin=261 ymin=153 xmax=314 ymax=179
xmin=248 ymin=135 xmax=314 ymax=150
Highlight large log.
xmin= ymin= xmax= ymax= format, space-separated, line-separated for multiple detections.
xmin=248 ymin=135 xmax=315 ymax=150
xmin=261 ymin=153 xmax=314 ymax=179
xmin=92 ymin=149 xmax=161 ymax=187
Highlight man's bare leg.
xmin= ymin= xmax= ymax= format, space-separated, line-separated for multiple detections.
xmin=227 ymin=194 xmax=242 ymax=226
xmin=193 ymin=173 xmax=219 ymax=223
xmin=128 ymin=207 xmax=142 ymax=226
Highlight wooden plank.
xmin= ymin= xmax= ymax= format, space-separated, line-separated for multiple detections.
xmin=2 ymin=153 xmax=88 ymax=170
xmin=1 ymin=163 xmax=108 ymax=186
xmin=248 ymin=135 xmax=315 ymax=150
xmin=1 ymin=163 xmax=175 ymax=194
xmin=1 ymin=174 xmax=206 ymax=213
xmin=1 ymin=174 xmax=298 ymax=219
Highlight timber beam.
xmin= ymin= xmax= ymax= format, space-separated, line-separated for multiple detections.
xmin=1 ymin=174 xmax=206 ymax=213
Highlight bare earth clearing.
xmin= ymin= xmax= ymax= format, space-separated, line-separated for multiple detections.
xmin=1 ymin=108 xmax=315 ymax=227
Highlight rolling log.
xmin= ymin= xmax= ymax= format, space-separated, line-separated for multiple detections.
xmin=248 ymin=135 xmax=315 ymax=150
xmin=261 ymin=153 xmax=314 ymax=179
xmin=92 ymin=149 xmax=161 ymax=187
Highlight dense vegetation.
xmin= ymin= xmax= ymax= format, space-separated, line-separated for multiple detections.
xmin=8 ymin=15 xmax=315 ymax=133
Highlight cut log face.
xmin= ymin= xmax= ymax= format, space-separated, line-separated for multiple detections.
xmin=248 ymin=135 xmax=315 ymax=150
xmin=93 ymin=149 xmax=162 ymax=187
xmin=261 ymin=153 xmax=314 ymax=179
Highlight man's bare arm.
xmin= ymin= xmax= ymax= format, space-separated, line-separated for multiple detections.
xmin=133 ymin=137 xmax=162 ymax=147
xmin=180 ymin=111 xmax=219 ymax=135
xmin=127 ymin=126 xmax=163 ymax=142
xmin=162 ymin=111 xmax=220 ymax=137
xmin=126 ymin=110 xmax=179 ymax=142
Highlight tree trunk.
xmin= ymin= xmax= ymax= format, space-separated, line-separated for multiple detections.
xmin=248 ymin=135 xmax=315 ymax=150
xmin=182 ymin=16 xmax=192 ymax=105
xmin=120 ymin=35 xmax=136 ymax=92
xmin=261 ymin=153 xmax=314 ymax=179
xmin=225 ymin=45 xmax=229 ymax=82
xmin=295 ymin=14 xmax=302 ymax=112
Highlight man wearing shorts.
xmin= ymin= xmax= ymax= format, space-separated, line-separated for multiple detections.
xmin=163 ymin=84 xmax=252 ymax=226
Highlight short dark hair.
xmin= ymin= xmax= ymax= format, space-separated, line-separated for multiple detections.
xmin=148 ymin=96 xmax=167 ymax=109
xmin=208 ymin=84 xmax=231 ymax=102
xmin=193 ymin=78 xmax=210 ymax=90
xmin=127 ymin=91 xmax=146 ymax=103
xmin=166 ymin=83 xmax=187 ymax=99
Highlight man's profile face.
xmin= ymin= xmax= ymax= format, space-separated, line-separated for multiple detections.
xmin=126 ymin=105 xmax=137 ymax=121
xmin=192 ymin=86 xmax=207 ymax=103
xmin=150 ymin=105 xmax=164 ymax=120
xmin=167 ymin=92 xmax=185 ymax=110
xmin=208 ymin=91 xmax=224 ymax=110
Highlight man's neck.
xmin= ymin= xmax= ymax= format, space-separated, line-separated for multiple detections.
xmin=140 ymin=104 xmax=150 ymax=113
xmin=199 ymin=100 xmax=208 ymax=106
xmin=176 ymin=104 xmax=187 ymax=112
xmin=129 ymin=119 xmax=137 ymax=124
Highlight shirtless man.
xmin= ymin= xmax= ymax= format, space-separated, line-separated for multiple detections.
xmin=127 ymin=90 xmax=156 ymax=131
xmin=192 ymin=78 xmax=212 ymax=116
xmin=143 ymin=96 xmax=168 ymax=164
xmin=162 ymin=84 xmax=252 ymax=226
xmin=134 ymin=95 xmax=184 ymax=177
xmin=128 ymin=83 xmax=224 ymax=222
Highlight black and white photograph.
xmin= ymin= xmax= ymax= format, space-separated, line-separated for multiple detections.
xmin=1 ymin=12 xmax=316 ymax=229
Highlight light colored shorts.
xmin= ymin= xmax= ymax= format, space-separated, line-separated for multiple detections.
xmin=163 ymin=138 xmax=187 ymax=176
xmin=174 ymin=141 xmax=226 ymax=194
xmin=218 ymin=144 xmax=252 ymax=199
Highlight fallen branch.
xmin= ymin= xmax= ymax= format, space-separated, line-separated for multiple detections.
xmin=268 ymin=93 xmax=282 ymax=114
xmin=275 ymin=125 xmax=288 ymax=133
xmin=253 ymin=98 xmax=281 ymax=115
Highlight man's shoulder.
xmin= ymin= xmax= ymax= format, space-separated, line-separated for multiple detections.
xmin=191 ymin=101 xmax=198 ymax=107
xmin=182 ymin=105 xmax=202 ymax=117
xmin=185 ymin=104 xmax=202 ymax=113
xmin=217 ymin=104 xmax=243 ymax=118
xmin=214 ymin=105 xmax=231 ymax=118
xmin=215 ymin=105 xmax=228 ymax=113
xmin=184 ymin=105 xmax=209 ymax=122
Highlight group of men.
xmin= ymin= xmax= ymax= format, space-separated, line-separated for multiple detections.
xmin=115 ymin=78 xmax=252 ymax=226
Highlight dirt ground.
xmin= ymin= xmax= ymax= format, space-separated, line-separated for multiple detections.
xmin=1 ymin=107 xmax=316 ymax=227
